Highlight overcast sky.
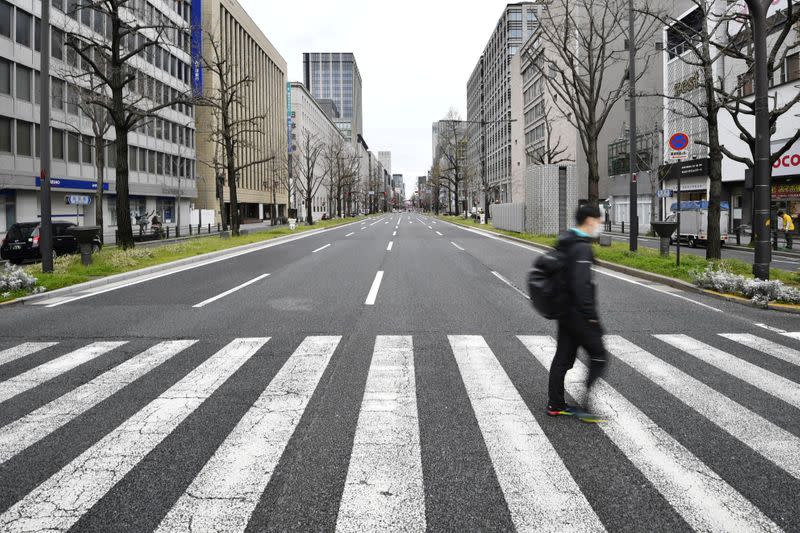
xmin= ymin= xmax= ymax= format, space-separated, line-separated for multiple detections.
xmin=239 ymin=0 xmax=513 ymax=182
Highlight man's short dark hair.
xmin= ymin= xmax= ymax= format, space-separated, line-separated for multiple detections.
xmin=576 ymin=204 xmax=602 ymax=224
xmin=778 ymin=210 xmax=784 ymax=216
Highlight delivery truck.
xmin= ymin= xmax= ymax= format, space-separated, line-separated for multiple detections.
xmin=665 ymin=201 xmax=730 ymax=248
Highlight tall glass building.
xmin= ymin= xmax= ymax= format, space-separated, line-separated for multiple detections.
xmin=303 ymin=53 xmax=363 ymax=145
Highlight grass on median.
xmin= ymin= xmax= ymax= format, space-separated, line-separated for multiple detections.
xmin=0 ymin=217 xmax=364 ymax=304
xmin=438 ymin=215 xmax=800 ymax=288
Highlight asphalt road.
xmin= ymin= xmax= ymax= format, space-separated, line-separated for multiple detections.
xmin=606 ymin=232 xmax=800 ymax=272
xmin=0 ymin=212 xmax=798 ymax=532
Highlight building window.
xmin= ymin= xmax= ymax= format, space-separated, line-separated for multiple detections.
xmin=0 ymin=59 xmax=10 ymax=95
xmin=738 ymin=73 xmax=753 ymax=97
xmin=509 ymin=10 xmax=522 ymax=21
xmin=16 ymin=9 xmax=31 ymax=47
xmin=786 ymin=52 xmax=800 ymax=83
xmin=52 ymin=78 xmax=64 ymax=109
xmin=52 ymin=28 xmax=64 ymax=60
xmin=16 ymin=121 xmax=32 ymax=156
xmin=52 ymin=129 xmax=64 ymax=160
xmin=0 ymin=117 xmax=11 ymax=152
xmin=68 ymin=132 xmax=80 ymax=162
xmin=16 ymin=66 xmax=31 ymax=102
xmin=0 ymin=1 xmax=11 ymax=39
xmin=82 ymin=135 xmax=93 ymax=164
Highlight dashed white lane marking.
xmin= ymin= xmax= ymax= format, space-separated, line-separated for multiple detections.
xmin=428 ymin=226 xmax=433 ymax=230
xmin=346 ymin=232 xmax=355 ymax=237
xmin=365 ymin=271 xmax=384 ymax=306
xmin=0 ymin=342 xmax=127 ymax=404
xmin=0 ymin=342 xmax=58 ymax=367
xmin=313 ymin=244 xmax=332 ymax=253
xmin=491 ymin=271 xmax=530 ymax=300
xmin=193 ymin=273 xmax=271 ymax=308
xmin=387 ymin=241 xmax=394 ymax=252
xmin=361 ymin=227 xmax=368 ymax=231
xmin=157 ymin=337 xmax=340 ymax=533
xmin=655 ymin=335 xmax=800 ymax=409
xmin=0 ymin=338 xmax=269 ymax=533
xmin=436 ymin=231 xmax=443 ymax=236
xmin=521 ymin=336 xmax=781 ymax=533
xmin=336 ymin=336 xmax=424 ymax=532
xmin=450 ymin=335 xmax=603 ymax=531
xmin=0 ymin=340 xmax=197 ymax=465
xmin=720 ymin=334 xmax=800 ymax=367
xmin=606 ymin=335 xmax=800 ymax=480
xmin=450 ymin=242 xmax=465 ymax=251
xmin=754 ymin=323 xmax=800 ymax=340
xmin=392 ymin=231 xmax=397 ymax=237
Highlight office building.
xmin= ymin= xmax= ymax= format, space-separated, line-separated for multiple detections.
xmin=378 ymin=151 xmax=391 ymax=176
xmin=303 ymin=53 xmax=363 ymax=145
xmin=466 ymin=2 xmax=540 ymax=205
xmin=0 ymin=0 xmax=196 ymax=236
xmin=194 ymin=0 xmax=288 ymax=225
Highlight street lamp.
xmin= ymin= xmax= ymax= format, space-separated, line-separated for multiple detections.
xmin=39 ymin=0 xmax=53 ymax=272
xmin=627 ymin=0 xmax=639 ymax=252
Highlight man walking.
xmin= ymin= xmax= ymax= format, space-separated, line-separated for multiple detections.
xmin=547 ymin=204 xmax=608 ymax=419
xmin=778 ymin=211 xmax=794 ymax=249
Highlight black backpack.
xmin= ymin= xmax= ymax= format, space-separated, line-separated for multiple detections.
xmin=527 ymin=243 xmax=571 ymax=320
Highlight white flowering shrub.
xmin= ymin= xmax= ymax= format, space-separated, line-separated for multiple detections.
xmin=0 ymin=264 xmax=45 ymax=295
xmin=106 ymin=247 xmax=156 ymax=268
xmin=692 ymin=265 xmax=800 ymax=307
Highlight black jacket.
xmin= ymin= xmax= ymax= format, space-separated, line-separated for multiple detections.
xmin=557 ymin=230 xmax=598 ymax=321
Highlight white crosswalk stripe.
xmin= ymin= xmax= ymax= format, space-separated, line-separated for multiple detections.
xmin=0 ymin=330 xmax=797 ymax=531
xmin=0 ymin=338 xmax=269 ymax=533
xmin=156 ymin=336 xmax=340 ymax=533
xmin=0 ymin=342 xmax=58 ymax=367
xmin=0 ymin=341 xmax=127 ymax=404
xmin=656 ymin=334 xmax=800 ymax=409
xmin=719 ymin=333 xmax=800 ymax=367
xmin=0 ymin=340 xmax=196 ymax=465
xmin=336 ymin=336 xmax=425 ymax=532
xmin=520 ymin=335 xmax=782 ymax=532
xmin=606 ymin=335 xmax=800 ymax=480
xmin=450 ymin=335 xmax=604 ymax=532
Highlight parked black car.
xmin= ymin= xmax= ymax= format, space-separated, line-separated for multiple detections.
xmin=1 ymin=222 xmax=102 ymax=264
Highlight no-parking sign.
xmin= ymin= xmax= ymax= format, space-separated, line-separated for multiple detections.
xmin=668 ymin=132 xmax=689 ymax=160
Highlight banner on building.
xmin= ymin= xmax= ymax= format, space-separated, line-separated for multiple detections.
xmin=191 ymin=1 xmax=203 ymax=95
xmin=287 ymin=82 xmax=293 ymax=153
xmin=772 ymin=138 xmax=800 ymax=177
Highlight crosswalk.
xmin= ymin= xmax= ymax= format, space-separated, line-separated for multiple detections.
xmin=0 ymin=330 xmax=798 ymax=532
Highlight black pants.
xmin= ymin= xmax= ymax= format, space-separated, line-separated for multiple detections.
xmin=786 ymin=231 xmax=793 ymax=249
xmin=549 ymin=312 xmax=608 ymax=406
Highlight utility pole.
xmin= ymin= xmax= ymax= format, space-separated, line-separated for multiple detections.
xmin=747 ymin=0 xmax=772 ymax=280
xmin=628 ymin=0 xmax=639 ymax=251
xmin=39 ymin=0 xmax=53 ymax=272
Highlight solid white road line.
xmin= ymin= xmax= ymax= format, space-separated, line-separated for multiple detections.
xmin=387 ymin=241 xmax=393 ymax=251
xmin=392 ymin=231 xmax=397 ymax=237
xmin=365 ymin=271 xmax=384 ymax=306
xmin=655 ymin=334 xmax=800 ymax=409
xmin=440 ymin=219 xmax=725 ymax=313
xmin=449 ymin=335 xmax=603 ymax=531
xmin=362 ymin=227 xmax=368 ymax=231
xmin=370 ymin=221 xmax=380 ymax=226
xmin=605 ymin=335 xmax=800 ymax=480
xmin=754 ymin=323 xmax=800 ymax=340
xmin=0 ymin=342 xmax=58 ymax=367
xmin=346 ymin=232 xmax=355 ymax=237
xmin=0 ymin=342 xmax=126 ymax=404
xmin=520 ymin=336 xmax=780 ymax=532
xmin=491 ymin=271 xmax=530 ymax=300
xmin=720 ymin=333 xmax=800 ymax=367
xmin=193 ymin=274 xmax=271 ymax=308
xmin=336 ymin=336 xmax=424 ymax=532
xmin=436 ymin=231 xmax=443 ymax=236
xmin=0 ymin=338 xmax=269 ymax=533
xmin=0 ymin=340 xmax=196 ymax=465
xmin=313 ymin=244 xmax=332 ymax=253
xmin=450 ymin=242 xmax=464 ymax=251
xmin=157 ymin=336 xmax=340 ymax=533
xmin=428 ymin=226 xmax=432 ymax=229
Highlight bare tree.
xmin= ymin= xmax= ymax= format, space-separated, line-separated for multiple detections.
xmin=286 ymin=130 xmax=328 ymax=224
xmin=527 ymin=0 xmax=659 ymax=205
xmin=436 ymin=109 xmax=470 ymax=216
xmin=62 ymin=0 xmax=193 ymax=248
xmin=642 ymin=0 xmax=744 ymax=259
xmin=525 ymin=107 xmax=573 ymax=165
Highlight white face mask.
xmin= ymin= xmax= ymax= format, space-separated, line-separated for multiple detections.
xmin=589 ymin=224 xmax=602 ymax=238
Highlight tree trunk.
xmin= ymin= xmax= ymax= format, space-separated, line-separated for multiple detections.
xmin=113 ymin=123 xmax=134 ymax=249
xmin=706 ymin=121 xmax=723 ymax=260
xmin=586 ymin=142 xmax=600 ymax=206
xmin=306 ymin=193 xmax=313 ymax=225
xmin=454 ymin=178 xmax=460 ymax=217
xmin=225 ymin=141 xmax=239 ymax=236
xmin=95 ymin=135 xmax=105 ymax=243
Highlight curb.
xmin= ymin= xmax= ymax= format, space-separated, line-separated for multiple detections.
xmin=1 ymin=218 xmax=364 ymax=307
xmin=439 ymin=217 xmax=800 ymax=315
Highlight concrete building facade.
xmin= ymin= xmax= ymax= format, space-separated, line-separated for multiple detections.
xmin=289 ymin=82 xmax=347 ymax=222
xmin=194 ymin=0 xmax=288 ymax=225
xmin=303 ymin=52 xmax=363 ymax=146
xmin=378 ymin=150 xmax=391 ymax=176
xmin=0 ymin=0 xmax=196 ymax=237
xmin=466 ymin=2 xmax=540 ymax=206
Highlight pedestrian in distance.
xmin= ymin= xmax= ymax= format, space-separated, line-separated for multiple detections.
xmin=527 ymin=204 xmax=608 ymax=423
xmin=777 ymin=211 xmax=794 ymax=249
